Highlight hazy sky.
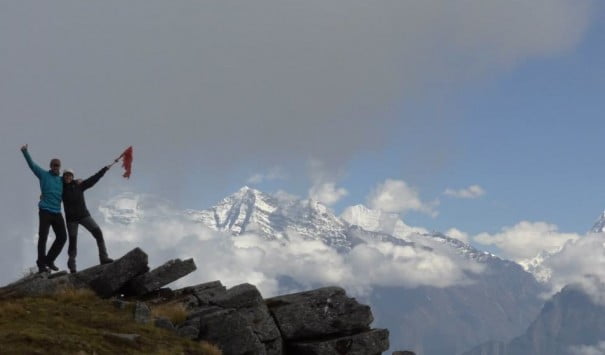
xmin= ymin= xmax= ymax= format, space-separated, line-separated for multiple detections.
xmin=2 ymin=1 xmax=604 ymax=284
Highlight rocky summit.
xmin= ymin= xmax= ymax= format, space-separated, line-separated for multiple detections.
xmin=0 ymin=248 xmax=394 ymax=355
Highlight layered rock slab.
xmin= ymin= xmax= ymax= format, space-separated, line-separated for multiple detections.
xmin=266 ymin=286 xmax=373 ymax=340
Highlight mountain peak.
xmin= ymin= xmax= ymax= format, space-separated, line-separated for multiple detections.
xmin=590 ymin=210 xmax=605 ymax=233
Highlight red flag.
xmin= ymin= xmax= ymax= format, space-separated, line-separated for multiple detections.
xmin=119 ymin=146 xmax=133 ymax=179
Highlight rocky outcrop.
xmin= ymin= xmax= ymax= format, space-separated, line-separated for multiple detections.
xmin=122 ymin=258 xmax=196 ymax=297
xmin=0 ymin=248 xmax=390 ymax=355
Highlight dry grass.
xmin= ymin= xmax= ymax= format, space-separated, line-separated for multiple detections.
xmin=151 ymin=301 xmax=189 ymax=325
xmin=0 ymin=300 xmax=27 ymax=317
xmin=51 ymin=287 xmax=98 ymax=303
xmin=0 ymin=291 xmax=222 ymax=355
xmin=200 ymin=341 xmax=223 ymax=355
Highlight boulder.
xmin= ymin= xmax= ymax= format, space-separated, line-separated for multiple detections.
xmin=133 ymin=301 xmax=151 ymax=324
xmin=122 ymin=258 xmax=197 ymax=297
xmin=287 ymin=328 xmax=390 ymax=355
xmin=212 ymin=283 xmax=281 ymax=343
xmin=0 ymin=272 xmax=73 ymax=298
xmin=88 ymin=248 xmax=149 ymax=298
xmin=197 ymin=307 xmax=266 ymax=355
xmin=266 ymin=287 xmax=373 ymax=340
xmin=154 ymin=317 xmax=176 ymax=332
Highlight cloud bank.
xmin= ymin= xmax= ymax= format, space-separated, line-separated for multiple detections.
xmin=474 ymin=221 xmax=580 ymax=262
xmin=368 ymin=179 xmax=438 ymax=217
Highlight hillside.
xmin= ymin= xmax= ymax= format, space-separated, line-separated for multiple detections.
xmin=0 ymin=288 xmax=220 ymax=355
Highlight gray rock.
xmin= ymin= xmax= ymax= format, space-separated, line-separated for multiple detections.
xmin=154 ymin=317 xmax=176 ymax=331
xmin=287 ymin=328 xmax=390 ymax=355
xmin=263 ymin=337 xmax=284 ymax=355
xmin=213 ymin=283 xmax=281 ymax=343
xmin=103 ymin=332 xmax=140 ymax=343
xmin=198 ymin=308 xmax=266 ymax=355
xmin=89 ymin=248 xmax=149 ymax=298
xmin=0 ymin=273 xmax=74 ymax=298
xmin=266 ymin=286 xmax=373 ymax=340
xmin=133 ymin=302 xmax=151 ymax=324
xmin=112 ymin=299 xmax=131 ymax=310
xmin=172 ymin=280 xmax=227 ymax=307
xmin=122 ymin=258 xmax=197 ymax=297
xmin=177 ymin=325 xmax=199 ymax=339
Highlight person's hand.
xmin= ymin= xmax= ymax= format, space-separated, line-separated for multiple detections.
xmin=21 ymin=144 xmax=28 ymax=152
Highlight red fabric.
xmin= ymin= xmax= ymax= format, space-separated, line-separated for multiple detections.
xmin=120 ymin=146 xmax=133 ymax=179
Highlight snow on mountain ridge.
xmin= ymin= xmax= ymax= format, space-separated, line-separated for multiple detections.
xmin=590 ymin=210 xmax=605 ymax=233
xmin=99 ymin=186 xmax=506 ymax=265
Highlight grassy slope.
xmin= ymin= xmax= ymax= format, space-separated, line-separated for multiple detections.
xmin=0 ymin=289 xmax=221 ymax=355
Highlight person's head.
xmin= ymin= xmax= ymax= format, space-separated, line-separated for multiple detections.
xmin=50 ymin=159 xmax=61 ymax=175
xmin=62 ymin=169 xmax=74 ymax=183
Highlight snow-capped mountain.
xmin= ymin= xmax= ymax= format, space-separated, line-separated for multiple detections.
xmin=591 ymin=211 xmax=605 ymax=233
xmin=513 ymin=211 xmax=605 ymax=284
xmin=185 ymin=186 xmax=357 ymax=251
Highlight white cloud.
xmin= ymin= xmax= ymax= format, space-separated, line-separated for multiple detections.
xmin=247 ymin=167 xmax=286 ymax=184
xmin=569 ymin=341 xmax=605 ymax=355
xmin=446 ymin=228 xmax=470 ymax=243
xmin=543 ymin=233 xmax=605 ymax=305
xmin=309 ymin=182 xmax=348 ymax=206
xmin=86 ymin=193 xmax=482 ymax=297
xmin=444 ymin=185 xmax=486 ymax=199
xmin=307 ymin=159 xmax=348 ymax=206
xmin=474 ymin=221 xmax=580 ymax=261
xmin=367 ymin=179 xmax=438 ymax=217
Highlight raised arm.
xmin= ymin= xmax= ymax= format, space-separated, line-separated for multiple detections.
xmin=81 ymin=166 xmax=110 ymax=190
xmin=21 ymin=145 xmax=44 ymax=178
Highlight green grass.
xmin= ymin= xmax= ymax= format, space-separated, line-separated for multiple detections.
xmin=0 ymin=289 xmax=222 ymax=355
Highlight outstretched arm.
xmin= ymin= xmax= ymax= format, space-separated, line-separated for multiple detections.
xmin=20 ymin=144 xmax=44 ymax=178
xmin=81 ymin=166 xmax=110 ymax=190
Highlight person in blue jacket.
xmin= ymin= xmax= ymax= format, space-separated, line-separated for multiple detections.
xmin=21 ymin=144 xmax=67 ymax=273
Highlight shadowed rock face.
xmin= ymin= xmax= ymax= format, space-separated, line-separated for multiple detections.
xmin=463 ymin=285 xmax=605 ymax=355
xmin=266 ymin=287 xmax=374 ymax=341
xmin=287 ymin=328 xmax=390 ymax=355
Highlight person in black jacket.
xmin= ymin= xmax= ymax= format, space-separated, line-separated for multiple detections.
xmin=62 ymin=166 xmax=114 ymax=273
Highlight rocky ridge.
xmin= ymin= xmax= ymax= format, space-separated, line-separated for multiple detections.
xmin=0 ymin=248 xmax=393 ymax=355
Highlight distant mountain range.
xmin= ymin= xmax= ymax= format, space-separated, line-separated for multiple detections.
xmin=99 ymin=186 xmax=550 ymax=354
xmin=463 ymin=285 xmax=605 ymax=355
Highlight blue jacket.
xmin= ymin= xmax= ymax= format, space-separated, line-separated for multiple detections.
xmin=22 ymin=150 xmax=63 ymax=213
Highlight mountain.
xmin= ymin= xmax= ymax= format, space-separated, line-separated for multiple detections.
xmin=462 ymin=285 xmax=605 ymax=355
xmin=590 ymin=211 xmax=605 ymax=233
xmin=512 ymin=211 xmax=605 ymax=284
xmin=99 ymin=186 xmax=546 ymax=355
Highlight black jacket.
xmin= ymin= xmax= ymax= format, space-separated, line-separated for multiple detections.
xmin=63 ymin=167 xmax=108 ymax=222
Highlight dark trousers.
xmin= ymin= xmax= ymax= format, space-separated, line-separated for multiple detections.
xmin=67 ymin=216 xmax=109 ymax=262
xmin=38 ymin=209 xmax=67 ymax=267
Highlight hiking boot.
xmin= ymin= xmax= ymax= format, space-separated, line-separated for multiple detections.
xmin=38 ymin=265 xmax=50 ymax=274
xmin=67 ymin=258 xmax=77 ymax=274
xmin=46 ymin=262 xmax=59 ymax=271
xmin=100 ymin=257 xmax=114 ymax=265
